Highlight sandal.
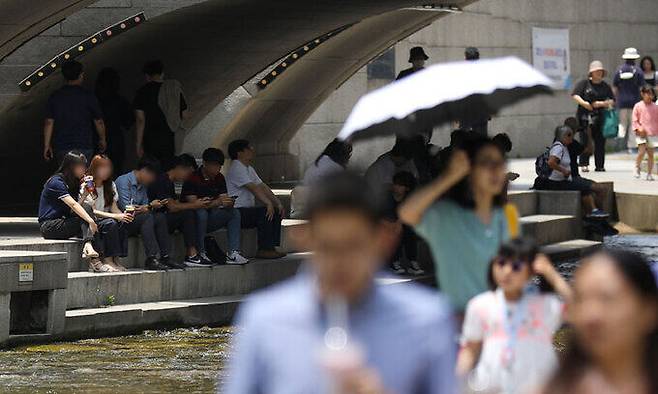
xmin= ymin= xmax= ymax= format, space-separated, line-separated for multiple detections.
xmin=88 ymin=258 xmax=115 ymax=273
xmin=82 ymin=242 xmax=99 ymax=259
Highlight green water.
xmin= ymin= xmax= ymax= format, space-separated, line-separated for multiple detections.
xmin=0 ymin=327 xmax=232 ymax=393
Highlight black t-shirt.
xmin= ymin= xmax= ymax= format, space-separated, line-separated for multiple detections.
xmin=147 ymin=172 xmax=176 ymax=202
xmin=181 ymin=167 xmax=228 ymax=199
xmin=46 ymin=85 xmax=103 ymax=151
xmin=396 ymin=67 xmax=423 ymax=80
xmin=98 ymin=93 xmax=134 ymax=152
xmin=134 ymin=81 xmax=187 ymax=151
xmin=571 ymin=79 xmax=614 ymax=124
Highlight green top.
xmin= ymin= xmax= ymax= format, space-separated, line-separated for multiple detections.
xmin=415 ymin=199 xmax=510 ymax=311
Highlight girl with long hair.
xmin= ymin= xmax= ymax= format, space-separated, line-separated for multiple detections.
xmin=83 ymin=154 xmax=133 ymax=271
xmin=38 ymin=151 xmax=100 ymax=267
xmin=545 ymin=249 xmax=658 ymax=394
xmin=399 ymin=135 xmax=520 ymax=313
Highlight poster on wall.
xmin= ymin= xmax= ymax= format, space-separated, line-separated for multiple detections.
xmin=532 ymin=27 xmax=571 ymax=90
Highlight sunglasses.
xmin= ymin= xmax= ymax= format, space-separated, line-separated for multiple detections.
xmin=495 ymin=258 xmax=527 ymax=272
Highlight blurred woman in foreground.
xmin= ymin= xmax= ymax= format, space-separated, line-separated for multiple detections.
xmin=545 ymin=249 xmax=658 ymax=394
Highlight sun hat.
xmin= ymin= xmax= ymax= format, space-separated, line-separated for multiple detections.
xmin=588 ymin=60 xmax=606 ymax=77
xmin=622 ymin=47 xmax=641 ymax=60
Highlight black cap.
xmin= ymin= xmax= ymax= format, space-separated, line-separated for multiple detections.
xmin=465 ymin=47 xmax=480 ymax=61
xmin=409 ymin=46 xmax=429 ymax=62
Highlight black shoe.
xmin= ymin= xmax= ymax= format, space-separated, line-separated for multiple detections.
xmin=594 ymin=168 xmax=606 ymax=172
xmin=160 ymin=255 xmax=186 ymax=270
xmin=145 ymin=256 xmax=169 ymax=271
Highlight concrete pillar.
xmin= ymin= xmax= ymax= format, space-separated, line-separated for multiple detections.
xmin=0 ymin=293 xmax=9 ymax=344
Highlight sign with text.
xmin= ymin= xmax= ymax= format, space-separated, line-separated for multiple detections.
xmin=18 ymin=263 xmax=33 ymax=282
xmin=532 ymin=27 xmax=571 ymax=90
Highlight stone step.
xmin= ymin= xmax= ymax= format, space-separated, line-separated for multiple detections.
xmin=520 ymin=214 xmax=582 ymax=246
xmin=507 ymin=191 xmax=537 ymax=217
xmin=62 ymin=274 xmax=432 ymax=341
xmin=66 ymin=253 xmax=309 ymax=310
xmin=0 ymin=219 xmax=308 ymax=272
xmin=540 ymin=239 xmax=601 ymax=261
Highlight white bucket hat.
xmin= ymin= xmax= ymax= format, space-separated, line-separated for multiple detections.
xmin=622 ymin=47 xmax=641 ymax=60
xmin=589 ymin=60 xmax=607 ymax=77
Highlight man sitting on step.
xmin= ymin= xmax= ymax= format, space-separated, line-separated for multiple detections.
xmin=181 ymin=148 xmax=248 ymax=265
xmin=148 ymin=154 xmax=218 ymax=267
xmin=225 ymin=140 xmax=286 ymax=259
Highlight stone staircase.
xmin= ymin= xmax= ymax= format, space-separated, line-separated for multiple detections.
xmin=0 ymin=188 xmax=603 ymax=345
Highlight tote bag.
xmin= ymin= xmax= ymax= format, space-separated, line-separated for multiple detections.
xmin=602 ymin=109 xmax=619 ymax=139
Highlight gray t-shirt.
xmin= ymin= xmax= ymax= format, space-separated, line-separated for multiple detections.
xmin=548 ymin=142 xmax=571 ymax=181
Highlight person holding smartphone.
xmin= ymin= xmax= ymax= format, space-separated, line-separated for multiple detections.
xmin=181 ymin=148 xmax=248 ymax=265
xmin=148 ymin=154 xmax=217 ymax=267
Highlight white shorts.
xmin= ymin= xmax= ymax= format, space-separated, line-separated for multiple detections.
xmin=635 ymin=135 xmax=658 ymax=148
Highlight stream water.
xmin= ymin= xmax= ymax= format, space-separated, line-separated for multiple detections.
xmin=0 ymin=235 xmax=656 ymax=393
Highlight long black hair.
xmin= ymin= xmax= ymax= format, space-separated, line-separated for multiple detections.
xmin=443 ymin=134 xmax=506 ymax=209
xmin=95 ymin=67 xmax=120 ymax=102
xmin=51 ymin=151 xmax=87 ymax=197
xmin=641 ymin=56 xmax=656 ymax=73
xmin=315 ymin=139 xmax=352 ymax=168
xmin=546 ymin=249 xmax=658 ymax=394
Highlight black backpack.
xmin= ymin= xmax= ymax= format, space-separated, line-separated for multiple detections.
xmin=204 ymin=236 xmax=227 ymax=265
xmin=535 ymin=142 xmax=560 ymax=178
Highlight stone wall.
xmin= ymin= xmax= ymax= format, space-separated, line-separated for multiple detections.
xmin=289 ymin=0 xmax=658 ymax=174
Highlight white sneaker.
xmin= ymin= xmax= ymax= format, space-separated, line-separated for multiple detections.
xmin=227 ymin=251 xmax=249 ymax=265
xmin=635 ymin=167 xmax=641 ymax=179
xmin=647 ymin=174 xmax=655 ymax=181
xmin=407 ymin=261 xmax=425 ymax=276
xmin=390 ymin=261 xmax=406 ymax=275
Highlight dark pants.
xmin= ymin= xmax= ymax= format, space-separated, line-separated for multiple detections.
xmin=95 ymin=218 xmax=127 ymax=258
xmin=579 ymin=124 xmax=606 ymax=170
xmin=166 ymin=210 xmax=197 ymax=249
xmin=40 ymin=203 xmax=95 ymax=242
xmin=391 ymin=225 xmax=418 ymax=263
xmin=239 ymin=207 xmax=281 ymax=251
xmin=123 ymin=212 xmax=170 ymax=258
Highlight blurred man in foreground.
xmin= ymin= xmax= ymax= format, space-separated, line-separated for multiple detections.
xmin=223 ymin=172 xmax=456 ymax=394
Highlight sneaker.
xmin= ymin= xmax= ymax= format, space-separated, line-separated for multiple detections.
xmin=407 ymin=261 xmax=425 ymax=276
xmin=144 ymin=256 xmax=169 ymax=271
xmin=255 ymin=250 xmax=287 ymax=259
xmin=635 ymin=167 xmax=642 ymax=179
xmin=647 ymin=174 xmax=655 ymax=181
xmin=587 ymin=209 xmax=610 ymax=219
xmin=581 ymin=166 xmax=589 ymax=173
xmin=227 ymin=251 xmax=249 ymax=265
xmin=184 ymin=254 xmax=212 ymax=267
xmin=160 ymin=255 xmax=187 ymax=270
xmin=390 ymin=261 xmax=406 ymax=275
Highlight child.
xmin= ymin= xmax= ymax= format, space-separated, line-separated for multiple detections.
xmin=456 ymin=238 xmax=573 ymax=394
xmin=633 ymin=85 xmax=658 ymax=180
xmin=383 ymin=171 xmax=424 ymax=276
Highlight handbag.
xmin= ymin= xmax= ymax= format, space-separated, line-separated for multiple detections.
xmin=602 ymin=108 xmax=619 ymax=139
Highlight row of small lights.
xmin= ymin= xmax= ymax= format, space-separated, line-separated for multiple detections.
xmin=405 ymin=4 xmax=463 ymax=13
xmin=19 ymin=12 xmax=146 ymax=92
xmin=257 ymin=24 xmax=353 ymax=90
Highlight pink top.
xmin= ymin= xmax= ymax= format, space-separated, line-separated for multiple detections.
xmin=632 ymin=100 xmax=658 ymax=136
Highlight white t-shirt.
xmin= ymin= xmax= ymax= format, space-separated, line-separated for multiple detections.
xmin=80 ymin=181 xmax=118 ymax=212
xmin=548 ymin=142 xmax=571 ymax=181
xmin=462 ymin=289 xmax=563 ymax=394
xmin=302 ymin=155 xmax=344 ymax=185
xmin=365 ymin=152 xmax=418 ymax=192
xmin=226 ymin=160 xmax=263 ymax=208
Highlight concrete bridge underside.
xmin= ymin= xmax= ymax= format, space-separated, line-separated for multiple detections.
xmin=0 ymin=0 xmax=475 ymax=212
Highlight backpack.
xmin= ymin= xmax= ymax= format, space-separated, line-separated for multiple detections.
xmin=204 ymin=236 xmax=227 ymax=265
xmin=535 ymin=142 xmax=560 ymax=178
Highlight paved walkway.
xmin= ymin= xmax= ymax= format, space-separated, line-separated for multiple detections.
xmin=508 ymin=152 xmax=658 ymax=196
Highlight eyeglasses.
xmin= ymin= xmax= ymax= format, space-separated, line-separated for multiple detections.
xmin=495 ymin=258 xmax=526 ymax=272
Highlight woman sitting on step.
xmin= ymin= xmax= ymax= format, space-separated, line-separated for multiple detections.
xmin=81 ymin=154 xmax=133 ymax=272
xmin=38 ymin=151 xmax=104 ymax=271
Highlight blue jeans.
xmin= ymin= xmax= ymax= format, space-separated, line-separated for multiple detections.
xmin=195 ymin=208 xmax=241 ymax=253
